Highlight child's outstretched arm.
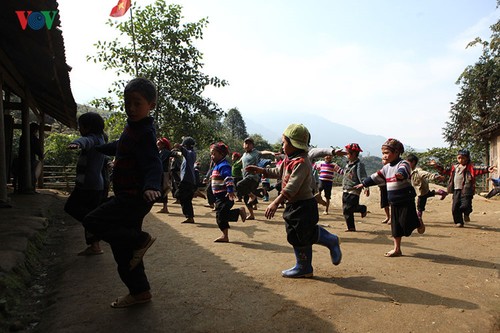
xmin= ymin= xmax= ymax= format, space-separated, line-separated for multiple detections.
xmin=245 ymin=165 xmax=265 ymax=175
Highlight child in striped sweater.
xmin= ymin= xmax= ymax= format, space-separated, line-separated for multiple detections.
xmin=314 ymin=155 xmax=336 ymax=214
xmin=210 ymin=142 xmax=247 ymax=243
xmin=357 ymin=138 xmax=422 ymax=257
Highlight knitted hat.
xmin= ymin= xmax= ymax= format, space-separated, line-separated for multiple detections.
xmin=244 ymin=137 xmax=254 ymax=144
xmin=181 ymin=136 xmax=196 ymax=147
xmin=458 ymin=149 xmax=470 ymax=158
xmin=158 ymin=137 xmax=171 ymax=150
xmin=232 ymin=152 xmax=242 ymax=159
xmin=382 ymin=138 xmax=404 ymax=154
xmin=210 ymin=141 xmax=229 ymax=157
xmin=283 ymin=123 xmax=310 ymax=151
xmin=345 ymin=143 xmax=363 ymax=152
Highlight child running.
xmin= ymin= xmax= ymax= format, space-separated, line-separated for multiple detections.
xmin=210 ymin=142 xmax=247 ymax=242
xmin=430 ymin=149 xmax=495 ymax=227
xmin=246 ymin=123 xmax=342 ymax=278
xmin=357 ymin=138 xmax=422 ymax=257
xmin=83 ymin=78 xmax=162 ymax=308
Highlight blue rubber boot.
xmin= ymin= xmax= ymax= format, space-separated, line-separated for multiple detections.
xmin=316 ymin=227 xmax=342 ymax=265
xmin=281 ymin=246 xmax=313 ymax=278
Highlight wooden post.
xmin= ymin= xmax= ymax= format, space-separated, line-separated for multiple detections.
xmin=0 ymin=73 xmax=10 ymax=206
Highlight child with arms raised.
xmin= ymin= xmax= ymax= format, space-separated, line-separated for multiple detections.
xmin=246 ymin=124 xmax=342 ymax=278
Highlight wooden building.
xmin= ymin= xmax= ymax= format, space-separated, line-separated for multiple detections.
xmin=0 ymin=0 xmax=77 ymax=205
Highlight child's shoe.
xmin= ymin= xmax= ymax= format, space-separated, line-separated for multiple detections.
xmin=130 ymin=233 xmax=156 ymax=270
xmin=436 ymin=189 xmax=448 ymax=200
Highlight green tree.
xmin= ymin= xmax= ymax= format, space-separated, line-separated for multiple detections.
xmin=87 ymin=1 xmax=228 ymax=145
xmin=223 ymin=108 xmax=248 ymax=141
xmin=443 ymin=18 xmax=500 ymax=160
xmin=44 ymin=132 xmax=78 ymax=166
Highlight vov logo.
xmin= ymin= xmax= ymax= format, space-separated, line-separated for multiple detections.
xmin=15 ymin=10 xmax=58 ymax=30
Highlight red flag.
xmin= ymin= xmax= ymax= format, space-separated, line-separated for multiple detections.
xmin=110 ymin=0 xmax=131 ymax=17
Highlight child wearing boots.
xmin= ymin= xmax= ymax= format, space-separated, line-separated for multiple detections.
xmin=209 ymin=142 xmax=247 ymax=243
xmin=356 ymin=138 xmax=422 ymax=257
xmin=406 ymin=154 xmax=447 ymax=224
xmin=246 ymin=123 xmax=342 ymax=278
xmin=430 ymin=149 xmax=495 ymax=227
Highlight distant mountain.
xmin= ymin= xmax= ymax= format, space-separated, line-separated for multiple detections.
xmin=244 ymin=112 xmax=387 ymax=157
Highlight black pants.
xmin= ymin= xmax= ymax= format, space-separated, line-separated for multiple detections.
xmin=391 ymin=200 xmax=420 ymax=237
xmin=451 ymin=190 xmax=473 ymax=225
xmin=215 ymin=197 xmax=240 ymax=231
xmin=284 ymin=198 xmax=319 ymax=247
xmin=64 ymin=188 xmax=107 ymax=245
xmin=416 ymin=190 xmax=435 ymax=212
xmin=83 ymin=195 xmax=153 ymax=295
xmin=176 ymin=181 xmax=196 ymax=218
xmin=342 ymin=192 xmax=366 ymax=230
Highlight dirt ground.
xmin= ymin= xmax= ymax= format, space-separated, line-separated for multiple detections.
xmin=19 ymin=185 xmax=500 ymax=332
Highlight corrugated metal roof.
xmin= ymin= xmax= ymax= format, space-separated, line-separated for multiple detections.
xmin=0 ymin=0 xmax=77 ymax=128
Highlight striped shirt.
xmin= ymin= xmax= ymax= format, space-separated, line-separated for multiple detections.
xmin=211 ymin=159 xmax=235 ymax=197
xmin=315 ymin=161 xmax=336 ymax=182
xmin=362 ymin=158 xmax=415 ymax=204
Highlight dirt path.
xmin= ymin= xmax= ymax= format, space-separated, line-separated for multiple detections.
xmin=32 ymin=186 xmax=500 ymax=332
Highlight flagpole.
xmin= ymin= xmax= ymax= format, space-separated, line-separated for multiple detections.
xmin=129 ymin=6 xmax=138 ymax=76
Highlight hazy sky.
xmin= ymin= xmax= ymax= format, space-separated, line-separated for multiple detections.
xmin=57 ymin=0 xmax=499 ymax=149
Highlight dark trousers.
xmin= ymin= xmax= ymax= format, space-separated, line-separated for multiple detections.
xmin=83 ymin=195 xmax=153 ymax=295
xmin=391 ymin=200 xmax=420 ymax=237
xmin=284 ymin=198 xmax=319 ymax=247
xmin=206 ymin=182 xmax=216 ymax=205
xmin=416 ymin=190 xmax=436 ymax=212
xmin=342 ymin=192 xmax=367 ymax=230
xmin=451 ymin=190 xmax=473 ymax=225
xmin=64 ymin=188 xmax=106 ymax=245
xmin=215 ymin=196 xmax=240 ymax=231
xmin=176 ymin=181 xmax=196 ymax=218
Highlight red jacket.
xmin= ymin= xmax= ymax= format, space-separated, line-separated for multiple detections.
xmin=436 ymin=163 xmax=489 ymax=195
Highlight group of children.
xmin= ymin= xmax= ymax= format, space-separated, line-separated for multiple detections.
xmin=64 ymin=77 xmax=497 ymax=309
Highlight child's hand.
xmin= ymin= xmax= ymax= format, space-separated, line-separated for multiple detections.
xmin=265 ymin=202 xmax=278 ymax=219
xmin=354 ymin=184 xmax=364 ymax=190
xmin=246 ymin=166 xmax=264 ymax=174
xmin=488 ymin=166 xmax=497 ymax=173
xmin=67 ymin=143 xmax=80 ymax=150
xmin=436 ymin=175 xmax=446 ymax=182
xmin=143 ymin=190 xmax=161 ymax=202
xmin=395 ymin=172 xmax=404 ymax=180
xmin=364 ymin=188 xmax=370 ymax=197
xmin=227 ymin=192 xmax=236 ymax=201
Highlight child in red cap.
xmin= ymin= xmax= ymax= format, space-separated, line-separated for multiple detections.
xmin=210 ymin=142 xmax=247 ymax=242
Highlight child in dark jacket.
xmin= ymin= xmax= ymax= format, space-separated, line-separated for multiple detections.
xmin=210 ymin=142 xmax=247 ymax=243
xmin=83 ymin=78 xmax=162 ymax=308
xmin=430 ymin=149 xmax=495 ymax=227
xmin=246 ymin=124 xmax=342 ymax=278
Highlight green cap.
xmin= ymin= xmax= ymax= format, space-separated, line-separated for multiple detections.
xmin=283 ymin=123 xmax=310 ymax=151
